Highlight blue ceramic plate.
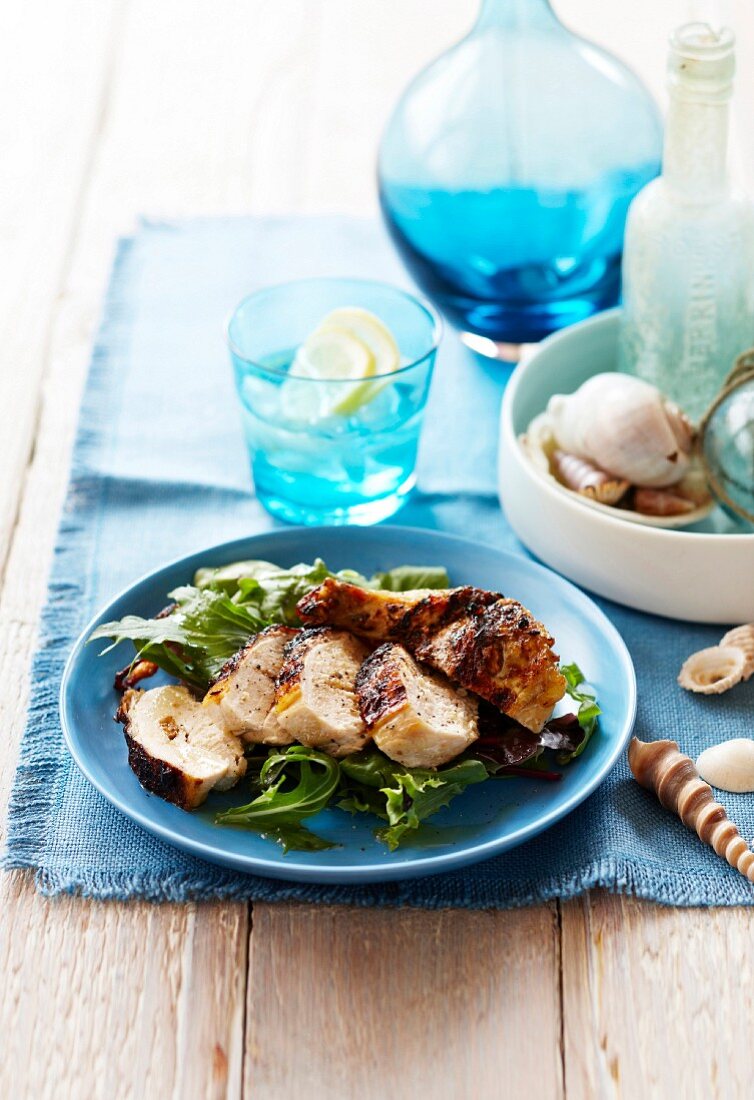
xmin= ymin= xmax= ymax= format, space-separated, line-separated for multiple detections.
xmin=61 ymin=526 xmax=636 ymax=884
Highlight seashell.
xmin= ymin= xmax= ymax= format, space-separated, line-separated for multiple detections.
xmin=719 ymin=624 xmax=754 ymax=679
xmin=546 ymin=373 xmax=694 ymax=488
xmin=628 ymin=737 xmax=754 ymax=884
xmin=697 ymin=739 xmax=754 ymax=794
xmin=679 ymin=623 xmax=754 ymax=695
xmin=633 ymin=487 xmax=697 ymax=517
xmin=551 ymin=450 xmax=629 ymax=505
xmin=677 ymin=645 xmax=747 ymax=694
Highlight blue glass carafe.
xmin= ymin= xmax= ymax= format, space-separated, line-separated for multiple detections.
xmin=378 ymin=0 xmax=663 ymax=351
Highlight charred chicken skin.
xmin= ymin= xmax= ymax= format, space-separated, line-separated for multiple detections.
xmin=357 ymin=643 xmax=479 ymax=768
xmin=297 ymin=581 xmax=566 ymax=733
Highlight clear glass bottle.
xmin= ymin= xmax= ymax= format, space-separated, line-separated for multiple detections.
xmin=378 ymin=0 xmax=662 ymax=352
xmin=619 ymin=23 xmax=754 ymax=422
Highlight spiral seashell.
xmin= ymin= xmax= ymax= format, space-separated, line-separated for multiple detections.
xmin=551 ymin=450 xmax=630 ymax=505
xmin=546 ymin=373 xmax=694 ymax=488
xmin=628 ymin=737 xmax=754 ymax=884
xmin=720 ymin=624 xmax=754 ymax=679
xmin=677 ymin=645 xmax=747 ymax=694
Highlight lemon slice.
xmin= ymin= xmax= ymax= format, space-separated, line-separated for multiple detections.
xmin=291 ymin=308 xmax=401 ymax=418
xmin=318 ymin=308 xmax=400 ymax=377
xmin=292 ymin=324 xmax=375 ymax=382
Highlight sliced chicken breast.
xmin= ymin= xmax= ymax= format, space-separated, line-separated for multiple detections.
xmin=274 ymin=627 xmax=371 ymax=757
xmin=357 ymin=643 xmax=478 ymax=768
xmin=297 ymin=578 xmax=435 ymax=641
xmin=404 ymin=596 xmax=566 ymax=733
xmin=298 ymin=580 xmax=566 ymax=733
xmin=117 ymin=685 xmax=247 ymax=810
xmin=203 ymin=625 xmax=297 ymax=744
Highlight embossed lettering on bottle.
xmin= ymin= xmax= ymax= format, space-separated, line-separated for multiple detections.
xmin=619 ymin=23 xmax=754 ymax=422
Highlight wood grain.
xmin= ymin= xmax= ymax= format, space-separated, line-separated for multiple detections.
xmin=561 ymin=895 xmax=754 ymax=1099
xmin=0 ymin=2 xmax=120 ymax=574
xmin=0 ymin=874 xmax=247 ymax=1100
xmin=246 ymin=903 xmax=563 ymax=1099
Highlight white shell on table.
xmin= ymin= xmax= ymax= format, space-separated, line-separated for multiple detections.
xmin=720 ymin=624 xmax=754 ymax=679
xmin=697 ymin=739 xmax=754 ymax=793
xmin=677 ymin=645 xmax=748 ymax=694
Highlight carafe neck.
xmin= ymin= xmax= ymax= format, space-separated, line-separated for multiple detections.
xmin=662 ymin=23 xmax=735 ymax=201
xmin=475 ymin=0 xmax=557 ymax=31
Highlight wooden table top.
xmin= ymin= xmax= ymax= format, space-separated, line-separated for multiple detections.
xmin=1 ymin=3 xmax=752 ymax=1096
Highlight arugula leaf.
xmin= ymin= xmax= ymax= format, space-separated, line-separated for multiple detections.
xmin=557 ymin=663 xmax=601 ymax=763
xmin=369 ymin=565 xmax=450 ymax=592
xmin=214 ymin=745 xmax=340 ymax=852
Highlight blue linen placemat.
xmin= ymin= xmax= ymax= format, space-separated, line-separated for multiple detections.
xmin=5 ymin=215 xmax=754 ymax=907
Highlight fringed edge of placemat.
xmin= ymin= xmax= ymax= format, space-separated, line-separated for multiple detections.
xmin=2 ymin=234 xmax=138 ymax=876
xmin=19 ymin=856 xmax=754 ymax=908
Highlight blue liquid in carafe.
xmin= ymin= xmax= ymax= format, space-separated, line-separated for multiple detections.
xmin=379 ymin=164 xmax=658 ymax=343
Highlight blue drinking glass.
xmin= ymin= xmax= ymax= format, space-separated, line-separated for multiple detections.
xmin=227 ymin=278 xmax=441 ymax=526
xmin=378 ymin=0 xmax=663 ymax=352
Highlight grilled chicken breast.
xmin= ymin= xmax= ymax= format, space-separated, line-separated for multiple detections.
xmin=203 ymin=625 xmax=297 ymax=744
xmin=117 ymin=685 xmax=247 ymax=809
xmin=296 ymin=578 xmax=433 ymax=641
xmin=357 ymin=643 xmax=478 ymax=768
xmin=404 ymin=595 xmax=566 ymax=733
xmin=298 ymin=581 xmax=566 ymax=732
xmin=274 ymin=627 xmax=371 ymax=756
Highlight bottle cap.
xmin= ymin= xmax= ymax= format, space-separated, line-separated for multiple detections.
xmin=668 ymin=23 xmax=735 ymax=100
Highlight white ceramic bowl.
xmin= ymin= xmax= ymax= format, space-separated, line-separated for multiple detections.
xmin=499 ymin=310 xmax=754 ymax=624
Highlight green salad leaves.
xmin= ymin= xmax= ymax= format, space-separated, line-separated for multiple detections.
xmin=90 ymin=558 xmax=450 ymax=691
xmin=214 ymin=745 xmax=488 ymax=853
xmin=558 ymin=662 xmax=601 ymax=763
xmin=91 ymin=556 xmax=601 ymax=853
xmin=215 ymin=746 xmax=341 ymax=852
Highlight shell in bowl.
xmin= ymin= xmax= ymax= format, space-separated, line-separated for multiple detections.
xmin=498 ymin=310 xmax=754 ymax=624
xmin=521 ymin=413 xmax=714 ymax=530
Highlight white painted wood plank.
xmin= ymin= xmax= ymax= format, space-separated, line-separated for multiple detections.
xmin=0 ymin=0 xmax=120 ymax=573
xmin=246 ymin=903 xmax=563 ymax=1099
xmin=562 ymin=894 xmax=754 ymax=1099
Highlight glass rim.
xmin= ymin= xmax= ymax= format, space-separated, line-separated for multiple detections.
xmin=225 ymin=276 xmax=443 ymax=381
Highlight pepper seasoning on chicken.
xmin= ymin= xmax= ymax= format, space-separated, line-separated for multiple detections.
xmin=297 ymin=580 xmax=566 ymax=733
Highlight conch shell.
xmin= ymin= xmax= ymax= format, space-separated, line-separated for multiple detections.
xmin=551 ymin=450 xmax=629 ymax=505
xmin=629 ymin=737 xmax=754 ymax=884
xmin=546 ymin=373 xmax=694 ymax=487
xmin=633 ymin=487 xmax=696 ymax=517
xmin=678 ymin=623 xmax=754 ymax=694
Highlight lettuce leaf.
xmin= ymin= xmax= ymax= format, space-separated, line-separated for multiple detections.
xmin=90 ymin=557 xmax=449 ymax=690
xmin=89 ymin=586 xmax=268 ymax=689
xmin=338 ymin=749 xmax=487 ymax=850
xmin=378 ymin=759 xmax=488 ymax=850
xmin=557 ymin=663 xmax=601 ymax=763
xmin=369 ymin=565 xmax=450 ymax=591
